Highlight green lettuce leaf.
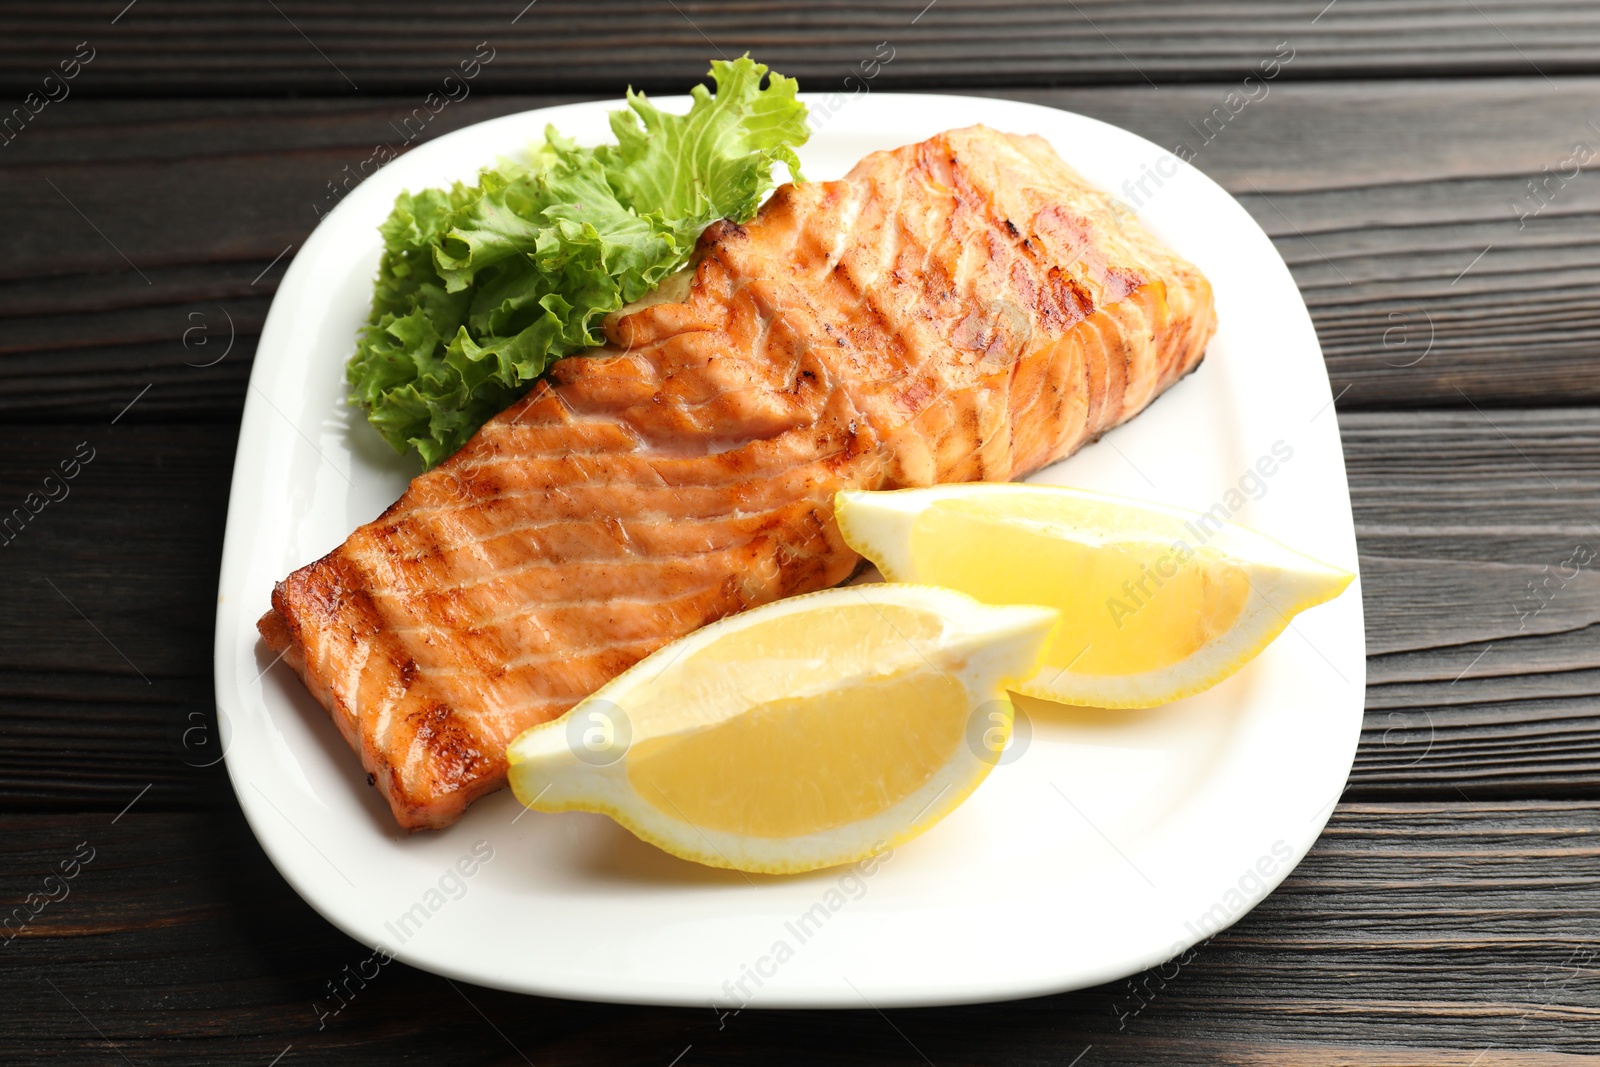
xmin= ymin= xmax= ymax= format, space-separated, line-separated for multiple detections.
xmin=346 ymin=57 xmax=809 ymax=468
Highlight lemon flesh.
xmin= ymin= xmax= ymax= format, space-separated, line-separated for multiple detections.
xmin=507 ymin=585 xmax=1057 ymax=874
xmin=836 ymin=484 xmax=1353 ymax=708
xmin=629 ymin=670 xmax=968 ymax=837
xmin=913 ymin=503 xmax=1253 ymax=676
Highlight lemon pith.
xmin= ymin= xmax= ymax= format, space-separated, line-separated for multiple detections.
xmin=835 ymin=484 xmax=1353 ymax=709
xmin=506 ymin=585 xmax=1057 ymax=874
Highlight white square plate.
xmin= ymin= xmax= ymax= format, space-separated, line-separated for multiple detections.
xmin=214 ymin=92 xmax=1365 ymax=1008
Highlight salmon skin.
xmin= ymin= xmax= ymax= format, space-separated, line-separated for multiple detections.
xmin=260 ymin=125 xmax=1217 ymax=829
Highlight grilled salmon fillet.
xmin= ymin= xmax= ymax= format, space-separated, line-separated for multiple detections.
xmin=260 ymin=125 xmax=1217 ymax=829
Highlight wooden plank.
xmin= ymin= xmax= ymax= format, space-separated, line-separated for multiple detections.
xmin=5 ymin=408 xmax=1600 ymax=807
xmin=6 ymin=81 xmax=1600 ymax=418
xmin=0 ymin=424 xmax=230 ymax=812
xmin=1344 ymin=408 xmax=1600 ymax=798
xmin=7 ymin=1 xmax=1600 ymax=96
xmin=1 ymin=804 xmax=1597 ymax=1063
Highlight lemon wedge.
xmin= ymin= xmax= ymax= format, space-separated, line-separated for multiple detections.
xmin=506 ymin=585 xmax=1056 ymax=874
xmin=835 ymin=484 xmax=1352 ymax=709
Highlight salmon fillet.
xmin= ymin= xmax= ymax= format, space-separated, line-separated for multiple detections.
xmin=260 ymin=125 xmax=1217 ymax=829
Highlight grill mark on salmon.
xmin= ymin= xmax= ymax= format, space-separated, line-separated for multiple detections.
xmin=260 ymin=125 xmax=1217 ymax=829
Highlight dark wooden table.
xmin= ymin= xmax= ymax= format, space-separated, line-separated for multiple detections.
xmin=5 ymin=3 xmax=1600 ymax=1063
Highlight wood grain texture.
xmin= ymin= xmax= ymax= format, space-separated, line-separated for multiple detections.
xmin=5 ymin=81 xmax=1600 ymax=420
xmin=0 ymin=424 xmax=230 ymax=811
xmin=4 ymin=408 xmax=1600 ymax=809
xmin=2 ymin=804 xmax=1597 ymax=1064
xmin=1346 ymin=408 xmax=1600 ymax=799
xmin=7 ymin=1 xmax=1600 ymax=96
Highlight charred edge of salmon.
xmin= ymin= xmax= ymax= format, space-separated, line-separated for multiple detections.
xmin=1015 ymin=341 xmax=1213 ymax=483
xmin=261 ymin=569 xmax=411 ymax=828
xmin=259 ymin=587 xmax=364 ymax=764
xmin=263 ymin=540 xmax=520 ymax=831
xmin=257 ymin=604 xmax=298 ymax=672
xmin=394 ymin=705 xmax=504 ymax=830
